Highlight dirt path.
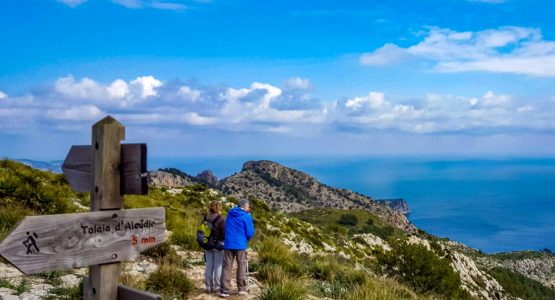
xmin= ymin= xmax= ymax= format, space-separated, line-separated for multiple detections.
xmin=180 ymin=250 xmax=263 ymax=300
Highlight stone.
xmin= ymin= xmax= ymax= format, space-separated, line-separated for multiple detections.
xmin=0 ymin=263 xmax=23 ymax=278
xmin=353 ymin=233 xmax=391 ymax=251
xmin=322 ymin=242 xmax=336 ymax=252
xmin=0 ymin=287 xmax=17 ymax=299
xmin=407 ymin=235 xmax=431 ymax=251
xmin=148 ymin=170 xmax=195 ymax=188
xmin=195 ymin=170 xmax=218 ymax=187
xmin=59 ymin=274 xmax=80 ymax=288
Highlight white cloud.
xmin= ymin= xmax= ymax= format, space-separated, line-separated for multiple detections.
xmin=335 ymin=90 xmax=545 ymax=133
xmin=345 ymin=92 xmax=386 ymax=110
xmin=283 ymin=77 xmax=311 ymax=90
xmin=107 ymin=79 xmax=130 ymax=99
xmin=0 ymin=91 xmax=7 ymax=100
xmin=130 ymin=76 xmax=163 ymax=99
xmin=183 ymin=112 xmax=216 ymax=125
xmin=112 ymin=0 xmax=187 ymax=10
xmin=3 ymin=75 xmax=555 ymax=136
xmin=178 ymin=86 xmax=202 ymax=102
xmin=359 ymin=44 xmax=408 ymax=66
xmin=55 ymin=76 xmax=105 ymax=99
xmin=46 ymin=105 xmax=104 ymax=121
xmin=57 ymin=0 xmax=87 ymax=7
xmin=361 ymin=26 xmax=555 ymax=76
xmin=151 ymin=1 xmax=187 ymax=10
xmin=112 ymin=0 xmax=142 ymax=8
xmin=54 ymin=75 xmax=164 ymax=108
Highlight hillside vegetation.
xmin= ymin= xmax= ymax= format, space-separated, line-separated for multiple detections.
xmin=1 ymin=159 xmax=555 ymax=299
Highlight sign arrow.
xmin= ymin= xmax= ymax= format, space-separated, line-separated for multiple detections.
xmin=0 ymin=208 xmax=166 ymax=274
xmin=62 ymin=143 xmax=148 ymax=195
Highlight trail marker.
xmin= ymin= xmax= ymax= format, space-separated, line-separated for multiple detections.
xmin=0 ymin=208 xmax=165 ymax=274
xmin=0 ymin=116 xmax=165 ymax=300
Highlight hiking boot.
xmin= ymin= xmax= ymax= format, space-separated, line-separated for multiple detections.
xmin=238 ymin=290 xmax=248 ymax=295
xmin=219 ymin=292 xmax=230 ymax=298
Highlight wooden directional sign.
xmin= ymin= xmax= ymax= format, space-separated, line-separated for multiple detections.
xmin=62 ymin=143 xmax=148 ymax=195
xmin=83 ymin=277 xmax=163 ymax=300
xmin=0 ymin=207 xmax=166 ymax=274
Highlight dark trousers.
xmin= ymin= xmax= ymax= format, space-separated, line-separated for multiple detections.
xmin=220 ymin=249 xmax=248 ymax=293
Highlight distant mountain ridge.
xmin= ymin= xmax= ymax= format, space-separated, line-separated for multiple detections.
xmin=148 ymin=160 xmax=415 ymax=232
xmin=15 ymin=159 xmax=63 ymax=173
xmin=148 ymin=167 xmax=219 ymax=189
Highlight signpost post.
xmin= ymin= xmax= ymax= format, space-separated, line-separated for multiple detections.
xmin=0 ymin=116 xmax=165 ymax=300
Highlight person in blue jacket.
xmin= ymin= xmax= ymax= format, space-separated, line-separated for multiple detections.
xmin=219 ymin=198 xmax=255 ymax=297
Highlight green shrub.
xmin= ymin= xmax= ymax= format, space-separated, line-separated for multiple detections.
xmin=45 ymin=280 xmax=83 ymax=300
xmin=489 ymin=267 xmax=555 ymax=300
xmin=167 ymin=212 xmax=202 ymax=251
xmin=145 ymin=264 xmax=193 ymax=299
xmin=345 ymin=277 xmax=424 ymax=300
xmin=35 ymin=270 xmax=72 ymax=286
xmin=142 ymin=242 xmax=180 ymax=264
xmin=258 ymin=277 xmax=306 ymax=300
xmin=0 ymin=160 xmax=80 ymax=215
xmin=256 ymin=237 xmax=303 ymax=277
xmin=306 ymin=255 xmax=369 ymax=299
xmin=376 ymin=241 xmax=470 ymax=299
xmin=328 ymin=224 xmax=348 ymax=234
xmin=169 ymin=229 xmax=199 ymax=251
xmin=250 ymin=196 xmax=271 ymax=212
xmin=338 ymin=213 xmax=358 ymax=226
xmin=308 ymin=255 xmax=367 ymax=285
xmin=257 ymin=264 xmax=289 ymax=286
xmin=0 ymin=204 xmax=31 ymax=240
xmin=0 ymin=278 xmax=31 ymax=295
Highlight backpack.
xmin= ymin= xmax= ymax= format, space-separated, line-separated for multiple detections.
xmin=196 ymin=215 xmax=221 ymax=250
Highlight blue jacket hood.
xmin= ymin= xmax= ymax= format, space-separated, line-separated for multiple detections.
xmin=224 ymin=206 xmax=255 ymax=250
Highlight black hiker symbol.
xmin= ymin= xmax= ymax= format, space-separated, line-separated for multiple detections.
xmin=22 ymin=232 xmax=39 ymax=254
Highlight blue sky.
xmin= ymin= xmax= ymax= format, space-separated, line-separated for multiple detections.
xmin=2 ymin=0 xmax=555 ymax=159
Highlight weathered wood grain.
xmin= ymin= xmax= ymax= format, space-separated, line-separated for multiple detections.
xmin=0 ymin=208 xmax=166 ymax=275
xmin=89 ymin=116 xmax=124 ymax=300
xmin=84 ymin=277 xmax=163 ymax=300
xmin=121 ymin=143 xmax=148 ymax=195
xmin=118 ymin=284 xmax=163 ymax=300
xmin=91 ymin=116 xmax=124 ymax=210
xmin=62 ymin=145 xmax=91 ymax=193
xmin=62 ymin=144 xmax=148 ymax=195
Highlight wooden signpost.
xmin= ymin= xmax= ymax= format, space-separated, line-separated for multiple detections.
xmin=62 ymin=144 xmax=148 ymax=195
xmin=0 ymin=116 xmax=166 ymax=300
xmin=0 ymin=208 xmax=165 ymax=274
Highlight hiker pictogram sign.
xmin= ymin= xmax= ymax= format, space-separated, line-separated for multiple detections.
xmin=0 ymin=208 xmax=166 ymax=274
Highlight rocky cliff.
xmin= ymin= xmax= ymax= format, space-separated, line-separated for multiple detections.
xmin=148 ymin=168 xmax=219 ymax=189
xmin=376 ymin=199 xmax=411 ymax=215
xmin=148 ymin=169 xmax=196 ymax=188
xmin=220 ymin=160 xmax=415 ymax=232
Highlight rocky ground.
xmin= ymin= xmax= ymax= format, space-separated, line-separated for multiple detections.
xmin=0 ymin=247 xmax=263 ymax=300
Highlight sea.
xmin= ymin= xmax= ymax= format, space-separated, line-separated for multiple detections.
xmin=150 ymin=156 xmax=555 ymax=254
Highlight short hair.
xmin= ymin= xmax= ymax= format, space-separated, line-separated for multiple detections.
xmin=209 ymin=201 xmax=222 ymax=214
xmin=237 ymin=198 xmax=250 ymax=208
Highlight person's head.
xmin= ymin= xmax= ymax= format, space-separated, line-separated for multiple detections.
xmin=209 ymin=201 xmax=222 ymax=214
xmin=237 ymin=198 xmax=250 ymax=212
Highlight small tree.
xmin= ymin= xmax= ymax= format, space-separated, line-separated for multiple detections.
xmin=338 ymin=213 xmax=358 ymax=226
